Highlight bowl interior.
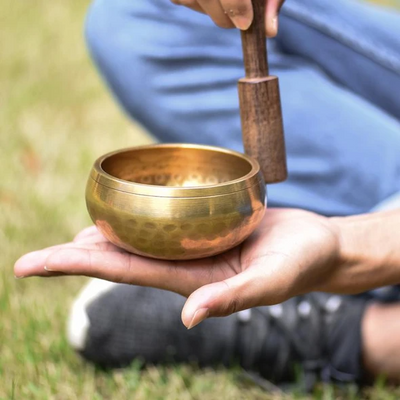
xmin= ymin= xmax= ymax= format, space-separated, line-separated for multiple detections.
xmin=101 ymin=146 xmax=252 ymax=188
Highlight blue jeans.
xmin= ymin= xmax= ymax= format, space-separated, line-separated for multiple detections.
xmin=85 ymin=0 xmax=400 ymax=218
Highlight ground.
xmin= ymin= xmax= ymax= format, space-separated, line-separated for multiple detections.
xmin=1 ymin=0 xmax=400 ymax=398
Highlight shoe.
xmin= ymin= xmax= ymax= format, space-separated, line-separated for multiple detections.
xmin=68 ymin=280 xmax=369 ymax=389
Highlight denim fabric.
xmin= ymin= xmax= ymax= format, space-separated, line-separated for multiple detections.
xmin=85 ymin=0 xmax=400 ymax=217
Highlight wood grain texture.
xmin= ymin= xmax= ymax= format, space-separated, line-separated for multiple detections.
xmin=239 ymin=0 xmax=287 ymax=184
xmin=240 ymin=0 xmax=269 ymax=78
xmin=238 ymin=76 xmax=287 ymax=183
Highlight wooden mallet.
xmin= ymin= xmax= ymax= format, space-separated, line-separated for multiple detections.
xmin=238 ymin=0 xmax=288 ymax=184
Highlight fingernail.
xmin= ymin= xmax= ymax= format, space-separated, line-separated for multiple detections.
xmin=44 ymin=266 xmax=55 ymax=272
xmin=188 ymin=308 xmax=209 ymax=330
xmin=232 ymin=15 xmax=253 ymax=31
xmin=14 ymin=275 xmax=25 ymax=280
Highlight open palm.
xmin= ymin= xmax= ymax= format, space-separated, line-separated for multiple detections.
xmin=15 ymin=209 xmax=340 ymax=328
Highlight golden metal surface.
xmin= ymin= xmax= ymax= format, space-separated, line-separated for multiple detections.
xmin=86 ymin=144 xmax=266 ymax=260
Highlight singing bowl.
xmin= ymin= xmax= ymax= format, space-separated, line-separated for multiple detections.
xmin=86 ymin=144 xmax=266 ymax=260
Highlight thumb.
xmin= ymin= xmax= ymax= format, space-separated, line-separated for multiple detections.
xmin=181 ymin=269 xmax=291 ymax=329
xmin=265 ymin=0 xmax=285 ymax=38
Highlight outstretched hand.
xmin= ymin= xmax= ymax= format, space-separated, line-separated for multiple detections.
xmin=15 ymin=209 xmax=343 ymax=329
xmin=170 ymin=0 xmax=285 ymax=37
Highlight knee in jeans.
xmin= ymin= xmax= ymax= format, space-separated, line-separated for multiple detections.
xmin=84 ymin=0 xmax=113 ymax=64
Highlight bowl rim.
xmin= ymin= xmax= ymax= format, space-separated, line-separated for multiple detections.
xmin=89 ymin=143 xmax=264 ymax=198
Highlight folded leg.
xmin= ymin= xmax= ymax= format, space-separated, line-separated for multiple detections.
xmin=68 ymin=280 xmax=370 ymax=386
xmin=85 ymin=0 xmax=400 ymax=216
xmin=279 ymin=0 xmax=400 ymax=119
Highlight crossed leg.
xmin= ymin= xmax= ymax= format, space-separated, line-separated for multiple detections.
xmin=69 ymin=0 xmax=400 ymax=385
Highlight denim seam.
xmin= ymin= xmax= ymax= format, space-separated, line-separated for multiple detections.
xmin=281 ymin=3 xmax=400 ymax=75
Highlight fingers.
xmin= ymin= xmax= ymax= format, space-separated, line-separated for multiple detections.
xmin=73 ymin=226 xmax=99 ymax=242
xmin=196 ymin=0 xmax=235 ymax=28
xmin=181 ymin=258 xmax=292 ymax=329
xmin=265 ymin=0 xmax=285 ymax=37
xmin=14 ymin=242 xmax=123 ymax=278
xmin=171 ymin=0 xmax=240 ymax=29
xmin=219 ymin=0 xmax=253 ymax=30
xmin=74 ymin=232 xmax=110 ymax=245
xmin=170 ymin=0 xmax=205 ymax=14
xmin=171 ymin=0 xmax=286 ymax=35
xmin=14 ymin=238 xmax=220 ymax=298
xmin=15 ymin=246 xmax=71 ymax=278
xmin=214 ymin=0 xmax=254 ymax=30
xmin=181 ymin=273 xmax=259 ymax=328
xmin=42 ymin=248 xmax=194 ymax=296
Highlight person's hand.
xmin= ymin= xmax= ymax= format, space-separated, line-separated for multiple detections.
xmin=170 ymin=0 xmax=285 ymax=37
xmin=15 ymin=209 xmax=344 ymax=329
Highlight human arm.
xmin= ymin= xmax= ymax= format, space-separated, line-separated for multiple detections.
xmin=14 ymin=208 xmax=400 ymax=328
xmin=170 ymin=0 xmax=285 ymax=37
xmin=322 ymin=210 xmax=400 ymax=294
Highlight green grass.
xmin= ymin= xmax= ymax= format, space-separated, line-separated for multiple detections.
xmin=1 ymin=0 xmax=400 ymax=399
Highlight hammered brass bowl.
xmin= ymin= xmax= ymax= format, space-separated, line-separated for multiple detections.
xmin=86 ymin=144 xmax=266 ymax=260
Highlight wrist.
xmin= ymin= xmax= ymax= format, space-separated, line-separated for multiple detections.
xmin=329 ymin=210 xmax=400 ymax=293
xmin=330 ymin=214 xmax=369 ymax=272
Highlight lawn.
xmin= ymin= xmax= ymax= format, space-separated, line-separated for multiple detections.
xmin=1 ymin=0 xmax=400 ymax=399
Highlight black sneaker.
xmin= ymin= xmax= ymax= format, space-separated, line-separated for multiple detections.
xmin=68 ymin=280 xmax=369 ymax=390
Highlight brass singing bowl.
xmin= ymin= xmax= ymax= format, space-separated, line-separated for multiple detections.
xmin=86 ymin=144 xmax=266 ymax=260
